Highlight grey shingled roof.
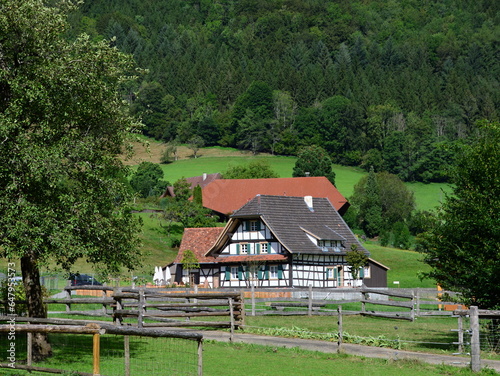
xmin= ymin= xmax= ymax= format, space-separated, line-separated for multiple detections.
xmin=231 ymin=195 xmax=368 ymax=255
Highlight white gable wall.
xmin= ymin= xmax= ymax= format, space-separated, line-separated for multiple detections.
xmin=220 ymin=220 xmax=283 ymax=255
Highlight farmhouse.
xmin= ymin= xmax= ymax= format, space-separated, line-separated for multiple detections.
xmin=167 ymin=195 xmax=388 ymax=288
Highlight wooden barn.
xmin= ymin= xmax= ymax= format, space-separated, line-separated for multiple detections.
xmin=167 ymin=195 xmax=388 ymax=288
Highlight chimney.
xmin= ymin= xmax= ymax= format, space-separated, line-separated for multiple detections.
xmin=304 ymin=196 xmax=314 ymax=211
xmin=203 ymin=173 xmax=207 ymax=181
xmin=305 ymin=172 xmax=310 ymax=177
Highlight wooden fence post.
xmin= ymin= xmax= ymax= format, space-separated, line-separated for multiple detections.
xmin=124 ymin=335 xmax=130 ymax=376
xmin=361 ymin=289 xmax=366 ymax=314
xmin=138 ymin=288 xmax=145 ymax=328
xmin=415 ymin=289 xmax=420 ymax=317
xmin=308 ymin=285 xmax=313 ymax=316
xmin=458 ymin=315 xmax=464 ymax=354
xmin=27 ymin=331 xmax=32 ymax=366
xmin=239 ymin=291 xmax=246 ymax=327
xmin=337 ymin=306 xmax=343 ymax=353
xmin=470 ymin=306 xmax=481 ymax=372
xmin=93 ymin=332 xmax=100 ymax=376
xmin=113 ymin=287 xmax=123 ymax=326
xmin=65 ymin=286 xmax=72 ymax=313
xmin=197 ymin=338 xmax=203 ymax=376
xmin=410 ymin=290 xmax=415 ymax=322
xmin=229 ymin=298 xmax=234 ymax=342
xmin=251 ymin=283 xmax=256 ymax=317
xmin=102 ymin=288 xmax=107 ymax=314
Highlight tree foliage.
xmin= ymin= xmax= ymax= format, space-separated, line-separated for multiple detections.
xmin=350 ymin=169 xmax=416 ymax=238
xmin=223 ymin=160 xmax=279 ymax=179
xmin=180 ymin=249 xmax=200 ymax=285
xmin=345 ymin=245 xmax=368 ymax=281
xmin=417 ymin=121 xmax=500 ymax=309
xmin=292 ymin=145 xmax=336 ymax=185
xmin=129 ymin=161 xmax=167 ymax=197
xmin=0 ymin=0 xmax=143 ymax=358
xmin=66 ymin=0 xmax=499 ymax=183
xmin=355 ymin=167 xmax=383 ymax=238
xmin=162 ymin=178 xmax=217 ymax=228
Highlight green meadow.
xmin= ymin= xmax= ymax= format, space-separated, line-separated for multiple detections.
xmin=2 ymin=336 xmax=493 ymax=376
xmin=157 ymin=152 xmax=451 ymax=211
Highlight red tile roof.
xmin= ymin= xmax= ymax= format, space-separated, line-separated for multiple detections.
xmin=174 ymin=227 xmax=224 ymax=264
xmin=202 ymin=177 xmax=349 ymax=216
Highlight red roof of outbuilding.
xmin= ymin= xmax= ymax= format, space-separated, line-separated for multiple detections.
xmin=202 ymin=177 xmax=349 ymax=216
xmin=174 ymin=227 xmax=224 ymax=264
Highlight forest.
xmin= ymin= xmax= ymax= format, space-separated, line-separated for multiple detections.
xmin=67 ymin=0 xmax=499 ymax=183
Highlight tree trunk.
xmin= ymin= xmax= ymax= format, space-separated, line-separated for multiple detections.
xmin=21 ymin=255 xmax=52 ymax=361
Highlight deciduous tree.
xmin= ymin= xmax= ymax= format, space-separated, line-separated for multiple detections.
xmin=292 ymin=145 xmax=336 ymax=185
xmin=180 ymin=249 xmax=200 ymax=286
xmin=345 ymin=245 xmax=368 ymax=281
xmin=0 ymin=0 xmax=142 ymax=359
xmin=417 ymin=120 xmax=500 ymax=309
xmin=129 ymin=162 xmax=167 ymax=198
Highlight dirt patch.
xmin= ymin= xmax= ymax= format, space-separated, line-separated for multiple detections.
xmin=121 ymin=141 xmax=270 ymax=165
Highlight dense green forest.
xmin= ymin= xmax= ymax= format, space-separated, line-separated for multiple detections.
xmin=68 ymin=0 xmax=499 ymax=183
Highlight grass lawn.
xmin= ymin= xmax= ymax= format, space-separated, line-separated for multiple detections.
xmin=242 ymin=314 xmax=460 ymax=354
xmin=203 ymin=341 xmax=487 ymax=376
xmin=3 ymin=333 xmax=494 ymax=376
xmin=365 ymin=243 xmax=434 ymax=288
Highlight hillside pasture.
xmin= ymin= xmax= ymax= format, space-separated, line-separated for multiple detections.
xmin=124 ymin=140 xmax=450 ymax=211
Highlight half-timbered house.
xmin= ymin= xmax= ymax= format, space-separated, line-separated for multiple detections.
xmin=168 ymin=195 xmax=388 ymax=288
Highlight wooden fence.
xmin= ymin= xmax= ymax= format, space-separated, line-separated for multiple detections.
xmin=2 ymin=285 xmax=461 ymax=321
xmin=26 ymin=285 xmax=245 ymax=336
xmin=0 ymin=318 xmax=203 ymax=376
xmin=240 ymin=286 xmax=462 ymax=319
xmin=360 ymin=288 xmax=416 ymax=321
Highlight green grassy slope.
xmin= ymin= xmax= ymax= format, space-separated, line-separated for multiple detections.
xmin=158 ymin=153 xmax=449 ymax=211
xmin=366 ymin=243 xmax=434 ymax=288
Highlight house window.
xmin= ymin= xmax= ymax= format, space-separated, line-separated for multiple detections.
xmin=260 ymin=243 xmax=269 ymax=254
xmin=326 ymin=267 xmax=334 ymax=279
xmin=327 ymin=266 xmax=340 ymax=280
xmin=240 ymin=243 xmax=248 ymax=254
xmin=231 ymin=267 xmax=238 ymax=280
xmin=250 ymin=220 xmax=260 ymax=231
xmin=362 ymin=266 xmax=370 ymax=279
xmin=269 ymin=265 xmax=278 ymax=279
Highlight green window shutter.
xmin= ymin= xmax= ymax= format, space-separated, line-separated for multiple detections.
xmin=256 ymin=221 xmax=261 ymax=231
xmin=267 ymin=243 xmax=271 ymax=252
xmin=278 ymin=264 xmax=284 ymax=279
xmin=244 ymin=221 xmax=249 ymax=231
xmin=258 ymin=267 xmax=264 ymax=280
xmin=225 ymin=268 xmax=231 ymax=281
xmin=238 ymin=266 xmax=243 ymax=280
xmin=333 ymin=267 xmax=339 ymax=280
xmin=265 ymin=265 xmax=269 ymax=279
xmin=359 ymin=267 xmax=365 ymax=279
xmin=256 ymin=243 xmax=261 ymax=254
xmin=236 ymin=244 xmax=240 ymax=255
